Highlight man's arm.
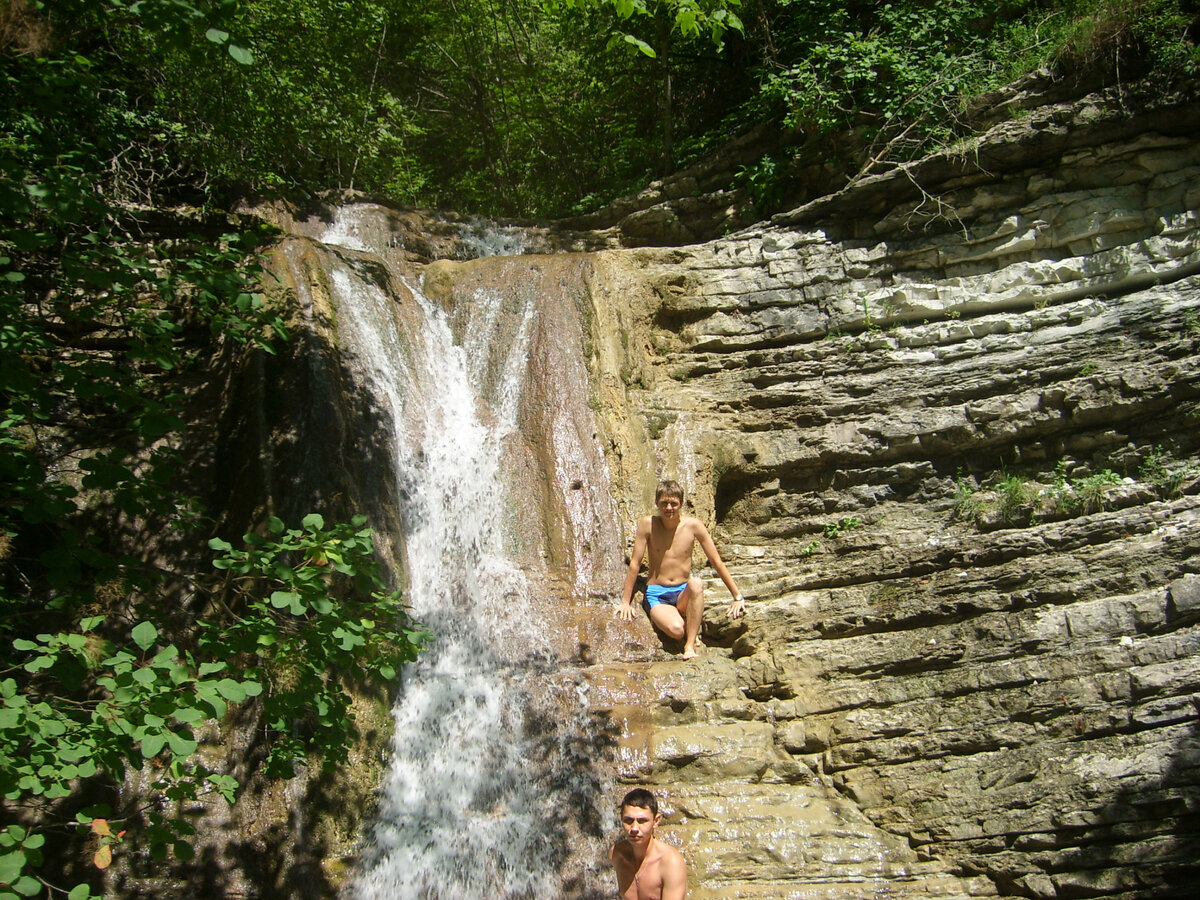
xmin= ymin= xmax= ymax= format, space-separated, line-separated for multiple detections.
xmin=694 ymin=520 xmax=745 ymax=619
xmin=660 ymin=844 xmax=688 ymax=900
xmin=617 ymin=517 xmax=650 ymax=622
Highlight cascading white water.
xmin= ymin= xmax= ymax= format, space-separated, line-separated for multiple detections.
xmin=291 ymin=206 xmax=615 ymax=899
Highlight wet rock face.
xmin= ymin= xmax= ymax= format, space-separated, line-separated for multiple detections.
xmin=585 ymin=90 xmax=1200 ymax=899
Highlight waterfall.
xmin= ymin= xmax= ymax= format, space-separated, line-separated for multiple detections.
xmin=284 ymin=205 xmax=620 ymax=899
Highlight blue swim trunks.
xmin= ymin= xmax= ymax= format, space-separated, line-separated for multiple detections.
xmin=645 ymin=583 xmax=687 ymax=610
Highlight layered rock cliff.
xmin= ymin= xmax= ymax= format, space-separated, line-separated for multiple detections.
xmin=575 ymin=81 xmax=1200 ymax=899
xmin=154 ymin=78 xmax=1199 ymax=899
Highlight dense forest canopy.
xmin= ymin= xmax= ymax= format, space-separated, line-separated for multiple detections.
xmin=6 ymin=0 xmax=1198 ymax=219
xmin=1 ymin=0 xmax=1197 ymax=896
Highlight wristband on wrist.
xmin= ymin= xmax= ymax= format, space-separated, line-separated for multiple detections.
xmin=734 ymin=594 xmax=744 ymax=603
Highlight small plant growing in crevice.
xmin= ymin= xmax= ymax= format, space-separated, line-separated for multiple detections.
xmin=996 ymin=474 xmax=1032 ymax=522
xmin=1048 ymin=459 xmax=1078 ymax=512
xmin=953 ymin=474 xmax=983 ymax=522
xmin=823 ymin=516 xmax=861 ymax=539
xmin=799 ymin=540 xmax=820 ymax=557
xmin=861 ymin=297 xmax=880 ymax=334
xmin=734 ymin=154 xmax=785 ymax=213
xmin=1073 ymin=469 xmax=1123 ymax=512
xmin=1139 ymin=445 xmax=1197 ymax=498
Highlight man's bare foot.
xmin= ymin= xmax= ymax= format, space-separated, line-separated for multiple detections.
xmin=681 ymin=645 xmax=698 ymax=660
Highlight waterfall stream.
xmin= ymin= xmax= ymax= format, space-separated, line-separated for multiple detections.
xmin=285 ymin=206 xmax=620 ymax=899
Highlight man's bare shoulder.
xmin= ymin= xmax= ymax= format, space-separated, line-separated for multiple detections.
xmin=678 ymin=515 xmax=708 ymax=534
xmin=632 ymin=514 xmax=655 ymax=535
xmin=654 ymin=838 xmax=685 ymax=864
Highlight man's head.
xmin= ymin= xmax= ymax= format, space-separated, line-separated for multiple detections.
xmin=655 ymin=480 xmax=684 ymax=521
xmin=619 ymin=788 xmax=662 ymax=845
xmin=655 ymin=480 xmax=684 ymax=506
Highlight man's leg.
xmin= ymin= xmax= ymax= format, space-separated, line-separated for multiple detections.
xmin=676 ymin=576 xmax=705 ymax=659
xmin=649 ymin=603 xmax=686 ymax=642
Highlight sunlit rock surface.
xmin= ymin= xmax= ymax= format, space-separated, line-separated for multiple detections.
xmin=580 ymin=85 xmax=1200 ymax=899
xmin=162 ymin=83 xmax=1198 ymax=899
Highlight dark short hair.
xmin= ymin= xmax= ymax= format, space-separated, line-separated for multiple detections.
xmin=620 ymin=788 xmax=659 ymax=816
xmin=655 ymin=480 xmax=684 ymax=504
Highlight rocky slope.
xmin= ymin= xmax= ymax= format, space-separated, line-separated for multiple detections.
xmin=576 ymin=79 xmax=1200 ymax=899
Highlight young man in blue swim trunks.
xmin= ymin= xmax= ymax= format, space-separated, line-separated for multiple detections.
xmin=617 ymin=480 xmax=745 ymax=659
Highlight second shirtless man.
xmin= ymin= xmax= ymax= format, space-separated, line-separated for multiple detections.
xmin=618 ymin=480 xmax=745 ymax=659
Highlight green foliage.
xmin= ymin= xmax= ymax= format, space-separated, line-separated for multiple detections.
xmin=1 ymin=4 xmax=427 ymax=894
xmin=1074 ymin=469 xmax=1123 ymax=511
xmin=760 ymin=0 xmax=1018 ymax=140
xmin=958 ymin=449 xmax=1199 ymax=531
xmin=1139 ymin=445 xmax=1197 ymax=498
xmin=953 ymin=475 xmax=983 ymax=522
xmin=206 ymin=514 xmax=427 ymax=776
xmin=755 ymin=0 xmax=1198 ymax=171
xmin=553 ymin=0 xmax=746 ymax=54
xmin=1 ymin=517 xmax=422 ymax=891
xmin=143 ymin=0 xmax=430 ymax=201
xmin=1050 ymin=0 xmax=1200 ymax=76
xmin=1049 ymin=461 xmax=1121 ymax=512
xmin=733 ymin=154 xmax=784 ymax=212
xmin=996 ymin=473 xmax=1033 ymax=521
xmin=823 ymin=516 xmax=861 ymax=539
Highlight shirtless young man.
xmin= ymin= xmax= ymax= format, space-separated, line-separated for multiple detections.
xmin=609 ymin=788 xmax=687 ymax=900
xmin=617 ymin=480 xmax=745 ymax=659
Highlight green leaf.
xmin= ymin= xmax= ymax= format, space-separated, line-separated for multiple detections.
xmin=214 ymin=679 xmax=246 ymax=702
xmin=301 ymin=513 xmax=325 ymax=531
xmin=140 ymin=733 xmax=167 ymax=758
xmin=196 ymin=686 xmax=227 ymax=719
xmin=131 ymin=621 xmax=158 ymax=650
xmin=0 ymin=851 xmax=25 ymax=884
xmin=623 ymin=34 xmax=656 ymax=57
xmin=205 ymin=28 xmax=230 ymax=44
xmin=12 ymin=875 xmax=40 ymax=897
xmin=166 ymin=731 xmax=197 ymax=756
xmin=269 ymin=590 xmax=299 ymax=610
xmin=171 ymin=707 xmax=205 ymax=725
xmin=228 ymin=44 xmax=254 ymax=65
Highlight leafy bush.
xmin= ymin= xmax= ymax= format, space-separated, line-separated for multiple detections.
xmin=2 ymin=6 xmax=428 ymax=894
xmin=207 ymin=514 xmax=427 ymax=777
xmin=2 ymin=516 xmax=423 ymax=895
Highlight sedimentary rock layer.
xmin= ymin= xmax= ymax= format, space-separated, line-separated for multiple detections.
xmin=585 ymin=86 xmax=1200 ymax=900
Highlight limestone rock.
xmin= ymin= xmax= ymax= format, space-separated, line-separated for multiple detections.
xmin=585 ymin=87 xmax=1200 ymax=899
